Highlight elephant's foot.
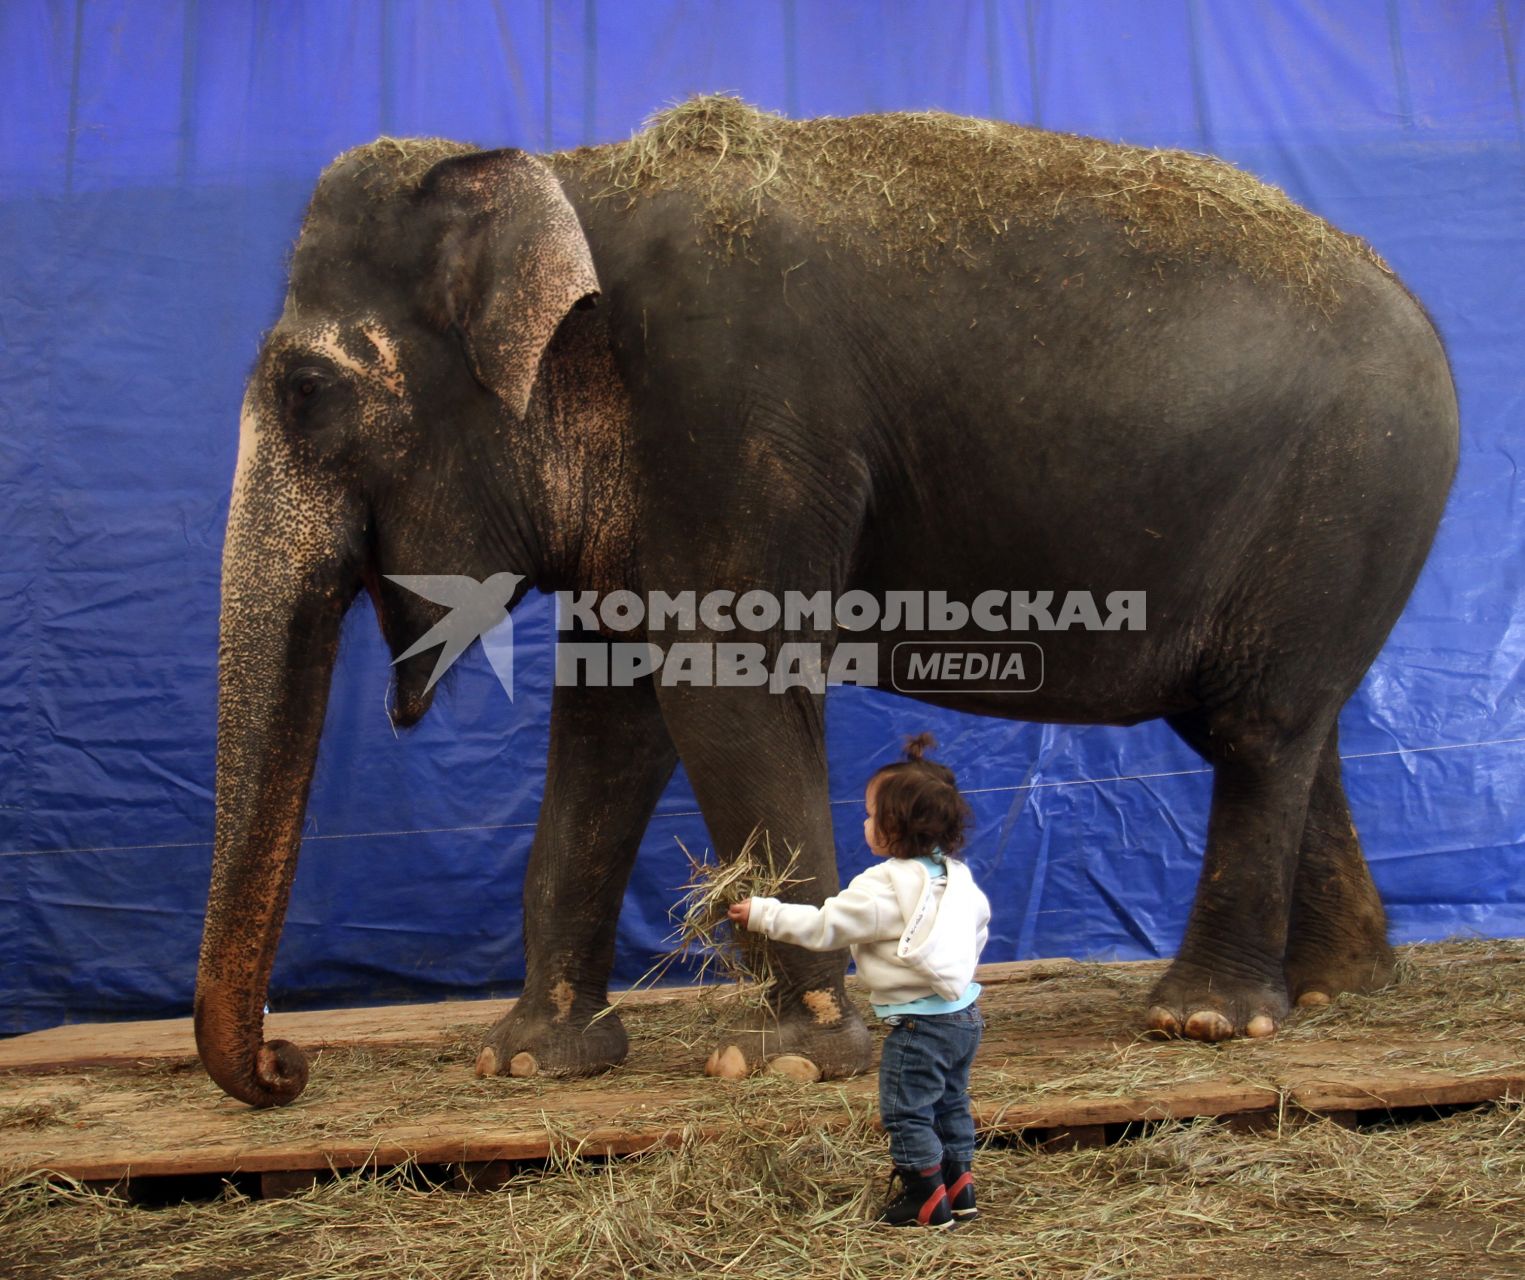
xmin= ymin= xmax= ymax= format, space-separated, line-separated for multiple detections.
xmin=1284 ymin=937 xmax=1397 ymax=1009
xmin=704 ymin=997 xmax=873 ymax=1081
xmin=475 ymin=999 xmax=629 ymax=1080
xmin=1145 ymin=961 xmax=1288 ymax=1041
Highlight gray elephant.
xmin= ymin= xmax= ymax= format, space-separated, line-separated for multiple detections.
xmin=195 ymin=97 xmax=1457 ymax=1106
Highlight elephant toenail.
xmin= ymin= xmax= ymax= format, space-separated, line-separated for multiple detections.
xmin=767 ymin=1054 xmax=821 ymax=1083
xmin=475 ymin=1046 xmax=500 ymax=1077
xmin=509 ymin=1052 xmax=538 ymax=1077
xmin=1145 ymin=1005 xmax=1181 ymax=1036
xmin=1246 ymin=1015 xmax=1276 ymax=1038
xmin=1184 ymin=1010 xmax=1233 ymax=1041
xmin=1296 ymin=990 xmax=1331 ymax=1008
xmin=705 ymin=1045 xmax=749 ymax=1080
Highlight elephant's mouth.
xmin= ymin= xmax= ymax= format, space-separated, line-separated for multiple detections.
xmin=389 ymin=667 xmax=437 ymax=728
xmin=364 ymin=568 xmax=442 ymax=728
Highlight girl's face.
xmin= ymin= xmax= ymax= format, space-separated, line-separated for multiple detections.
xmin=863 ymin=779 xmax=891 ymax=857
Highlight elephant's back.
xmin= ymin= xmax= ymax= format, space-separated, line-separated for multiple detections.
xmin=550 ymin=95 xmax=1389 ymax=317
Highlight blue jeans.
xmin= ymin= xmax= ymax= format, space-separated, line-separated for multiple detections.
xmin=877 ymin=1003 xmax=985 ymax=1170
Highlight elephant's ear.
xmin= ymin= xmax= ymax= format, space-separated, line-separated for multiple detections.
xmin=419 ymin=148 xmax=600 ymax=418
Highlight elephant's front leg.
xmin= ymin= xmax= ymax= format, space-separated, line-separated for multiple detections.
xmin=476 ymin=664 xmax=677 ymax=1079
xmin=655 ymin=678 xmax=874 ymax=1081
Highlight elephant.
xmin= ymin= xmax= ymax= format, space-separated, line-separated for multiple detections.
xmin=195 ymin=96 xmax=1458 ymax=1107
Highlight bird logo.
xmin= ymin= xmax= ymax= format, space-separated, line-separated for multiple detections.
xmin=384 ymin=572 xmax=526 ymax=701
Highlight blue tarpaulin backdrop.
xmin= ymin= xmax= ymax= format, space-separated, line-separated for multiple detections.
xmin=2 ymin=2 xmax=1522 ymax=1036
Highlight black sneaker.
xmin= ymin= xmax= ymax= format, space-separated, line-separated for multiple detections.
xmin=942 ymin=1156 xmax=978 ymax=1222
xmin=877 ymin=1166 xmax=953 ymax=1228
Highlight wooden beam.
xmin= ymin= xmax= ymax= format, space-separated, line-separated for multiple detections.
xmin=260 ymin=1169 xmax=323 ymax=1199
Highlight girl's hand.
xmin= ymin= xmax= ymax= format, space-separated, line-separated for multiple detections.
xmin=727 ymin=900 xmax=751 ymax=928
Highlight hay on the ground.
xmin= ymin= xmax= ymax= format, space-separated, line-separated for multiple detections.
xmin=0 ymin=1095 xmax=80 ymax=1131
xmin=2 ymin=1099 xmax=1520 ymax=1280
xmin=2 ymin=940 xmax=1521 ymax=1279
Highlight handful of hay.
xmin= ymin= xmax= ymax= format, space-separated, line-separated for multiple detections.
xmin=595 ymin=826 xmax=811 ymax=1025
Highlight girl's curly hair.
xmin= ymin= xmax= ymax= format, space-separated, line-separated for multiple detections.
xmin=867 ymin=732 xmax=971 ymax=860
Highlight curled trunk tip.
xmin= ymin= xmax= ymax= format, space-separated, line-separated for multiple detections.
xmin=194 ymin=992 xmax=311 ymax=1107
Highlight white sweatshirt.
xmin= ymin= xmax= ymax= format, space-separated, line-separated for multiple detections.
xmin=745 ymin=855 xmax=992 ymax=1008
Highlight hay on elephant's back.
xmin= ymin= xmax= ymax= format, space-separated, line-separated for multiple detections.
xmin=318 ymin=135 xmax=478 ymax=198
xmin=299 ymin=135 xmax=482 ymax=240
xmin=553 ymin=94 xmax=1390 ymax=307
xmin=597 ymin=827 xmax=810 ymax=1026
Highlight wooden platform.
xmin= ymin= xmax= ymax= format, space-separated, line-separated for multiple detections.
xmin=3 ymin=943 xmax=1522 ymax=1195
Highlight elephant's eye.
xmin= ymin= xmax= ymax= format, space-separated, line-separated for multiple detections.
xmin=285 ymin=366 xmax=328 ymax=406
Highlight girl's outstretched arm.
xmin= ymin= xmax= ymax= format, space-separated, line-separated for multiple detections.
xmin=732 ymin=870 xmax=899 ymax=952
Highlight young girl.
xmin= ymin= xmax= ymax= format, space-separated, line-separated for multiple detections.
xmin=728 ymin=733 xmax=991 ymax=1228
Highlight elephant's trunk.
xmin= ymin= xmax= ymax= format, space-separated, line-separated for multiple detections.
xmin=194 ymin=405 xmax=360 ymax=1106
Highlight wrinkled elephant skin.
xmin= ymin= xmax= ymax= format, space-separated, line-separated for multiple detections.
xmin=196 ymin=100 xmax=1456 ymax=1105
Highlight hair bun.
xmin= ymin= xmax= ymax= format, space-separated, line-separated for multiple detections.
xmin=903 ymin=731 xmax=937 ymax=762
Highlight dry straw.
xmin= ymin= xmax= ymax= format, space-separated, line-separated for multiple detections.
xmin=3 ymin=1100 xmax=1521 ymax=1279
xmin=17 ymin=939 xmax=1506 ymax=1162
xmin=594 ymin=825 xmax=811 ymax=1029
xmin=2 ymin=941 xmax=1522 ymax=1277
xmin=318 ymin=134 xmax=477 ymax=198
xmin=295 ymin=97 xmax=1394 ymax=317
xmin=0 ymin=1095 xmax=79 ymax=1132
xmin=292 ymin=98 xmax=1392 ymax=318
xmin=552 ymin=94 xmax=1392 ymax=310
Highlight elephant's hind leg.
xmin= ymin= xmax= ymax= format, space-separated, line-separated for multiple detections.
xmin=1149 ymin=709 xmax=1326 ymax=1041
xmin=1283 ymin=729 xmax=1396 ymax=1007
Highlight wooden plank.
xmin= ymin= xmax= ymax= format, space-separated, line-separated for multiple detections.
xmin=0 ymin=1003 xmax=499 ymax=1074
xmin=1289 ymin=1069 xmax=1525 ymax=1113
xmin=3 ymin=947 xmax=1519 ymax=1185
xmin=16 ymin=1058 xmax=1520 ymax=1185
xmin=4 ymin=1122 xmax=735 ymax=1182
xmin=976 ymin=1080 xmax=1285 ymax=1130
xmin=0 ymin=957 xmax=1115 ymax=1074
